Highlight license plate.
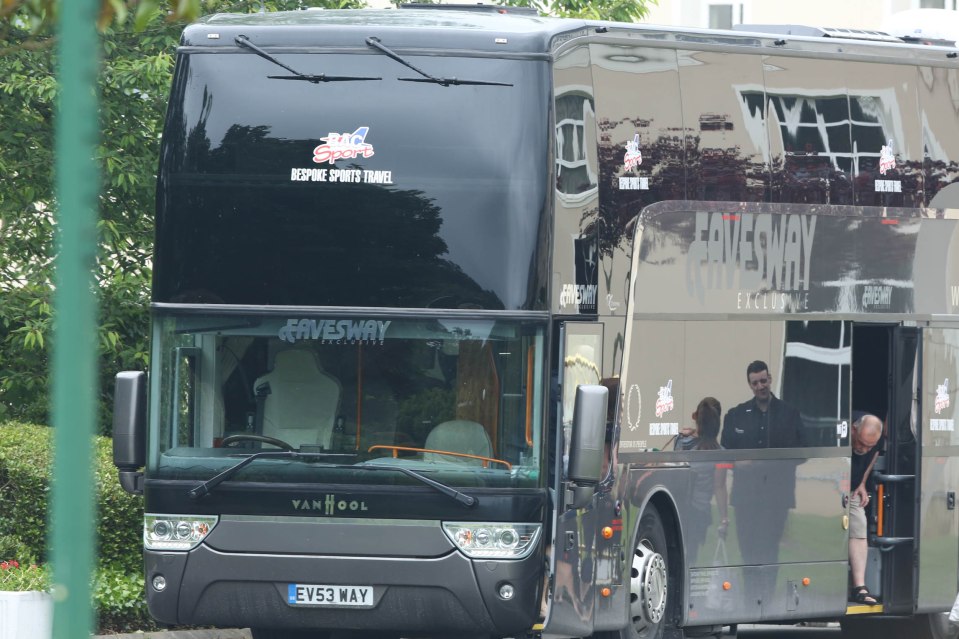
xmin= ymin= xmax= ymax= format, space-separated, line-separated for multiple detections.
xmin=287 ymin=584 xmax=374 ymax=607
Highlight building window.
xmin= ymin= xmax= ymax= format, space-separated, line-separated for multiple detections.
xmin=709 ymin=4 xmax=733 ymax=29
xmin=920 ymin=0 xmax=945 ymax=7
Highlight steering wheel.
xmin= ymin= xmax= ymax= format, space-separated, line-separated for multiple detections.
xmin=221 ymin=434 xmax=295 ymax=451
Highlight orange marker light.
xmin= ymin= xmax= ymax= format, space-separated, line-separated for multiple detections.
xmin=602 ymin=527 xmax=614 ymax=539
xmin=802 ymin=578 xmax=811 ymax=586
xmin=601 ymin=587 xmax=612 ymax=597
xmin=722 ymin=582 xmax=732 ymax=591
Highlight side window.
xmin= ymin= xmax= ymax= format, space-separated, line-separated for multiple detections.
xmin=621 ymin=319 xmax=849 ymax=452
xmin=562 ymin=323 xmax=604 ymax=471
xmin=924 ymin=328 xmax=958 ymax=448
xmin=764 ymin=56 xmax=853 ymax=205
xmin=781 ymin=321 xmax=851 ymax=447
xmin=918 ymin=66 xmax=959 ymax=207
xmin=678 ymin=50 xmax=769 ymax=203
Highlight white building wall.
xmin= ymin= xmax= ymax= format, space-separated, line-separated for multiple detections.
xmin=643 ymin=0 xmax=955 ymax=30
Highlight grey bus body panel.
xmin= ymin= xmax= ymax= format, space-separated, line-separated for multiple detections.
xmin=605 ymin=452 xmax=850 ymax=628
xmin=204 ymin=515 xmax=454 ymax=557
xmin=917 ymin=327 xmax=959 ymax=613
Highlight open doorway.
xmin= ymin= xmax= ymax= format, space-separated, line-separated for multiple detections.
xmin=851 ymin=323 xmax=921 ymax=614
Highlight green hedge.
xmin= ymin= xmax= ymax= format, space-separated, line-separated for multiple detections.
xmin=0 ymin=421 xmax=156 ymax=633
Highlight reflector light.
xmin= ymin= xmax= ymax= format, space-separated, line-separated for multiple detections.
xmin=442 ymin=522 xmax=541 ymax=559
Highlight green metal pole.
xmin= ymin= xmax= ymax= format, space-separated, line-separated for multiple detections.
xmin=50 ymin=0 xmax=100 ymax=636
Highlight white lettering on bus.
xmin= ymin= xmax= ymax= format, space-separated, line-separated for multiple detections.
xmin=687 ymin=212 xmax=816 ymax=301
xmin=279 ymin=319 xmax=392 ymax=345
xmin=559 ymin=284 xmax=598 ymax=309
xmin=618 ymin=176 xmax=649 ymax=190
xmin=290 ymin=168 xmax=393 ymax=185
xmin=291 ymin=496 xmax=369 ymax=515
xmin=735 ymin=290 xmax=809 ymax=311
xmin=862 ymin=285 xmax=892 ymax=309
xmin=648 ymin=422 xmax=678 ymax=436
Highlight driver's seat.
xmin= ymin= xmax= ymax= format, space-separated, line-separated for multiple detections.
xmin=253 ymin=349 xmax=341 ymax=449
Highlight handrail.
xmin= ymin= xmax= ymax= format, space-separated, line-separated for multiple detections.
xmin=873 ymin=472 xmax=915 ymax=483
xmin=367 ymin=444 xmax=511 ymax=469
xmin=525 ymin=345 xmax=534 ymax=448
xmin=871 ymin=535 xmax=913 ymax=551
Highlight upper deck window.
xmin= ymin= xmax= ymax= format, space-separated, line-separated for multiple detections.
xmin=155 ymin=50 xmax=550 ymax=310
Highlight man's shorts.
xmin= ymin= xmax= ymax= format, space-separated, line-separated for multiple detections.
xmin=849 ymin=493 xmax=867 ymax=539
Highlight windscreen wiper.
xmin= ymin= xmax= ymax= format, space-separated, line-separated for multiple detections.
xmin=189 ymin=451 xmax=335 ymax=499
xmin=235 ymin=35 xmax=381 ymax=83
xmin=365 ymin=36 xmax=512 ymax=87
xmin=188 ymin=452 xmax=477 ymax=507
xmin=358 ymin=464 xmax=477 ymax=507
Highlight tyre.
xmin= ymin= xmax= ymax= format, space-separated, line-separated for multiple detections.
xmin=595 ymin=503 xmax=675 ymax=639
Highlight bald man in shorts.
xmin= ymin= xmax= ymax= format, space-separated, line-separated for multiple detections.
xmin=849 ymin=413 xmax=884 ymax=605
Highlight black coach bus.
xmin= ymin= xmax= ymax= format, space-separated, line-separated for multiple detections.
xmin=113 ymin=7 xmax=959 ymax=639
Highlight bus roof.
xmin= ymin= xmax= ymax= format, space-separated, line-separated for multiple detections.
xmin=182 ymin=8 xmax=959 ymax=64
xmin=184 ymin=8 xmax=582 ymax=54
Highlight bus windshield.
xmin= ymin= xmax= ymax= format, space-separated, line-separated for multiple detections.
xmin=149 ymin=312 xmax=546 ymax=489
xmin=154 ymin=49 xmax=550 ymax=310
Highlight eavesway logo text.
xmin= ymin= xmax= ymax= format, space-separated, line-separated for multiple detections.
xmin=279 ymin=318 xmax=391 ymax=345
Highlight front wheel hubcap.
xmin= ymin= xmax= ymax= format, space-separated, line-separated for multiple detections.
xmin=629 ymin=540 xmax=668 ymax=632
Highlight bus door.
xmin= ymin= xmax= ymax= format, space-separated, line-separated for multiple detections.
xmin=915 ymin=326 xmax=959 ymax=613
xmin=544 ymin=322 xmax=604 ymax=637
xmin=852 ymin=324 xmax=921 ymax=614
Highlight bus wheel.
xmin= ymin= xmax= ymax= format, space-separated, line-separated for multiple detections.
xmin=597 ymin=504 xmax=672 ymax=639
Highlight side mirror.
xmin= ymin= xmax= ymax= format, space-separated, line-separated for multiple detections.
xmin=568 ymin=384 xmax=608 ymax=494
xmin=113 ymin=371 xmax=146 ymax=495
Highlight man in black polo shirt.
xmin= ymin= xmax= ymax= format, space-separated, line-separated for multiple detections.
xmin=721 ymin=360 xmax=803 ymax=449
xmin=721 ymin=360 xmax=803 ymax=570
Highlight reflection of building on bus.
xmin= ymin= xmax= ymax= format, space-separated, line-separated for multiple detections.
xmin=111 ymin=7 xmax=959 ymax=639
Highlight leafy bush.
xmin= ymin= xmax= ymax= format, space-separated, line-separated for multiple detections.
xmin=94 ymin=565 xmax=159 ymax=634
xmin=0 ymin=422 xmax=151 ymax=632
xmin=0 ymin=421 xmax=143 ymax=572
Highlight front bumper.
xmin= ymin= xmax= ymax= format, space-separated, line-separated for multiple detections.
xmin=145 ymin=544 xmax=542 ymax=635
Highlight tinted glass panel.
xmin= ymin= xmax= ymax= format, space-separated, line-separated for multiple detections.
xmin=764 ymin=56 xmax=852 ymax=204
xmin=619 ymin=320 xmax=844 ymax=452
xmin=552 ymin=45 xmax=600 ymax=315
xmin=149 ymin=312 xmax=546 ymax=489
xmin=589 ymin=44 xmax=683 ymax=316
xmin=155 ymin=52 xmax=550 ymax=310
xmin=919 ymin=66 xmax=959 ymax=207
xmin=678 ymin=51 xmax=768 ymax=202
xmin=845 ymin=62 xmax=923 ymax=207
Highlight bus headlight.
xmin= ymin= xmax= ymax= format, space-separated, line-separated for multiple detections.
xmin=442 ymin=522 xmax=541 ymax=559
xmin=144 ymin=514 xmax=218 ymax=550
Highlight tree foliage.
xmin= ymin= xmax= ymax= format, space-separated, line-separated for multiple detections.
xmin=0 ymin=0 xmax=651 ymax=430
